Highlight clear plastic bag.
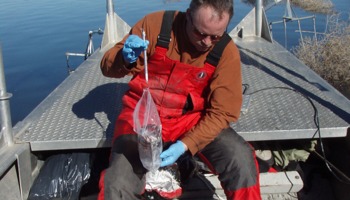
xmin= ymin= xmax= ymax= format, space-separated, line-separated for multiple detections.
xmin=133 ymin=87 xmax=162 ymax=171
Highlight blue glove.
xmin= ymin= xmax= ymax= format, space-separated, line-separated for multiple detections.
xmin=122 ymin=35 xmax=149 ymax=63
xmin=160 ymin=140 xmax=186 ymax=167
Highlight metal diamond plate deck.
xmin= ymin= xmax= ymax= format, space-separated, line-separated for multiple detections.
xmin=14 ymin=37 xmax=350 ymax=151
xmin=14 ymin=46 xmax=131 ymax=150
xmin=231 ymin=37 xmax=350 ymax=141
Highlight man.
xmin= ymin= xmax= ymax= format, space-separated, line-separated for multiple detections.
xmin=99 ymin=0 xmax=261 ymax=199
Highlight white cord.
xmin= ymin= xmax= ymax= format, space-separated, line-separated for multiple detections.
xmin=142 ymin=29 xmax=148 ymax=83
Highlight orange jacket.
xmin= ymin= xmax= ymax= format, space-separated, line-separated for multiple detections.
xmin=100 ymin=11 xmax=242 ymax=155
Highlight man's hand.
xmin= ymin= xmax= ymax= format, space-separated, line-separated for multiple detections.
xmin=122 ymin=35 xmax=149 ymax=63
xmin=160 ymin=140 xmax=187 ymax=167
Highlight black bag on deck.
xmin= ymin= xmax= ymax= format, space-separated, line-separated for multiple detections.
xmin=28 ymin=153 xmax=91 ymax=200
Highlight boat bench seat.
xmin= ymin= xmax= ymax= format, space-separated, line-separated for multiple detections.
xmin=179 ymin=171 xmax=302 ymax=199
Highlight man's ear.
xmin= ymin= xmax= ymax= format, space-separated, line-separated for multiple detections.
xmin=186 ymin=9 xmax=191 ymax=16
xmin=186 ymin=9 xmax=191 ymax=21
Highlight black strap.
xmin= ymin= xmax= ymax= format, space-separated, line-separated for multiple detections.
xmin=157 ymin=11 xmax=231 ymax=67
xmin=157 ymin=10 xmax=176 ymax=48
xmin=205 ymin=33 xmax=232 ymax=67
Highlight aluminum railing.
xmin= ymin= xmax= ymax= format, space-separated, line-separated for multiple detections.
xmin=0 ymin=46 xmax=13 ymax=148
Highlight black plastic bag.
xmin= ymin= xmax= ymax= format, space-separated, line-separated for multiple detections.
xmin=28 ymin=153 xmax=91 ymax=200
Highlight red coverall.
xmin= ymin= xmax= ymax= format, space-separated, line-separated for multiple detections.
xmin=99 ymin=10 xmax=261 ymax=200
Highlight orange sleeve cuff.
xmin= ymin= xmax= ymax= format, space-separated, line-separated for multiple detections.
xmin=181 ymin=136 xmax=199 ymax=156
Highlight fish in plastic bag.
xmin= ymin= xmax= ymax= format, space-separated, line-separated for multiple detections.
xmin=133 ymin=87 xmax=162 ymax=171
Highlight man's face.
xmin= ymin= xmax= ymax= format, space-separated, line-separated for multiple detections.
xmin=186 ymin=6 xmax=229 ymax=52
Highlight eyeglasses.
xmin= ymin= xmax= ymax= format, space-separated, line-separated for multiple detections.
xmin=189 ymin=14 xmax=224 ymax=42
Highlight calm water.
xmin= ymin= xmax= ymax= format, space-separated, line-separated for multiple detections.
xmin=0 ymin=0 xmax=349 ymax=125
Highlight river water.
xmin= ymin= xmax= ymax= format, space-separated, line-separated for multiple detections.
xmin=0 ymin=0 xmax=349 ymax=125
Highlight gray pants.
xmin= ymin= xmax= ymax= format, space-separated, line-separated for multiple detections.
xmin=99 ymin=128 xmax=259 ymax=200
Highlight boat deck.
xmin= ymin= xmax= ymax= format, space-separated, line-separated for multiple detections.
xmin=7 ymin=7 xmax=350 ymax=199
xmin=14 ymin=36 xmax=350 ymax=151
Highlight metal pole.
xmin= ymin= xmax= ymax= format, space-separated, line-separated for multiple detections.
xmin=284 ymin=19 xmax=288 ymax=48
xmin=0 ymin=45 xmax=14 ymax=146
xmin=285 ymin=0 xmax=293 ymax=19
xmin=255 ymin=0 xmax=262 ymax=37
xmin=313 ymin=16 xmax=317 ymax=43
xmin=297 ymin=19 xmax=304 ymax=46
xmin=107 ymin=0 xmax=114 ymax=16
xmin=106 ymin=0 xmax=116 ymax=43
